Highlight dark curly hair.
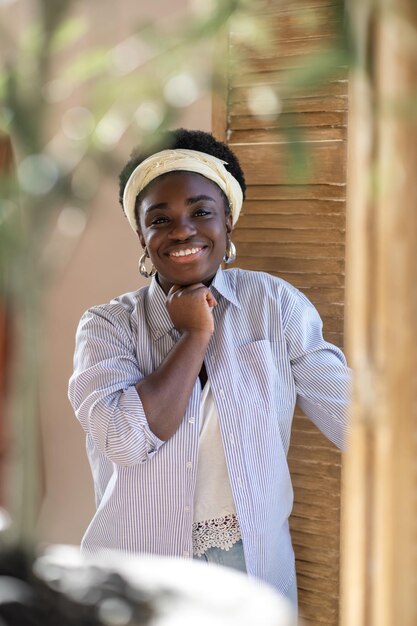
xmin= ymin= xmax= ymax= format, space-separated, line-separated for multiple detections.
xmin=118 ymin=128 xmax=246 ymax=227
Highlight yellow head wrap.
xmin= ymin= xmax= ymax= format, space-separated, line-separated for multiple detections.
xmin=122 ymin=148 xmax=243 ymax=231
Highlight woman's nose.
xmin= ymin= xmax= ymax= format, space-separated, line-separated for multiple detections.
xmin=168 ymin=217 xmax=196 ymax=240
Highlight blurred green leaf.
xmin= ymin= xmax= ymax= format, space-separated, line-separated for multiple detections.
xmin=0 ymin=107 xmax=13 ymax=133
xmin=282 ymin=46 xmax=351 ymax=94
xmin=0 ymin=71 xmax=7 ymax=100
xmin=64 ymin=47 xmax=110 ymax=82
xmin=50 ymin=15 xmax=87 ymax=53
xmin=20 ymin=22 xmax=43 ymax=55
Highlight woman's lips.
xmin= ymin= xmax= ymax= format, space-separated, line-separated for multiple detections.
xmin=167 ymin=246 xmax=206 ymax=263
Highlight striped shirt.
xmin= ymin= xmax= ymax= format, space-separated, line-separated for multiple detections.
xmin=68 ymin=267 xmax=350 ymax=595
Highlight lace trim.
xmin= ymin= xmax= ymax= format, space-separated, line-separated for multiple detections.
xmin=192 ymin=514 xmax=241 ymax=557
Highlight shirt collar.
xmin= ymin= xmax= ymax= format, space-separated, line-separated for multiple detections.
xmin=211 ymin=267 xmax=241 ymax=310
xmin=145 ymin=266 xmax=241 ymax=341
xmin=145 ymin=278 xmax=174 ymax=341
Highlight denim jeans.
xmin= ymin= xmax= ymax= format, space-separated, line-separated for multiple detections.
xmin=193 ymin=539 xmax=247 ymax=573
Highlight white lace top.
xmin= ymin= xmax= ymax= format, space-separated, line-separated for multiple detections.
xmin=192 ymin=382 xmax=241 ymax=557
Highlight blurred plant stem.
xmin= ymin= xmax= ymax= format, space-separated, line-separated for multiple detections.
xmin=6 ymin=259 xmax=43 ymax=549
xmin=1 ymin=0 xmax=74 ymax=550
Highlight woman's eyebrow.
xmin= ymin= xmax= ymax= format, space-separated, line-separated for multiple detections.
xmin=186 ymin=194 xmax=216 ymax=205
xmin=144 ymin=202 xmax=168 ymax=214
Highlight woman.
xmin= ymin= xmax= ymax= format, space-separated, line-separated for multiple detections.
xmin=69 ymin=128 xmax=350 ymax=606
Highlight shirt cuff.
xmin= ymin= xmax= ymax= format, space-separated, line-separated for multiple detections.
xmin=118 ymin=385 xmax=165 ymax=461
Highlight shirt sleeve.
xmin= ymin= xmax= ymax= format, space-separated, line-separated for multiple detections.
xmin=283 ymin=286 xmax=351 ymax=450
xmin=68 ymin=304 xmax=165 ymax=466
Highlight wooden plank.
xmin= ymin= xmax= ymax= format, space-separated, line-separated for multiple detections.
xmin=290 ymin=485 xmax=341 ymax=508
xmin=231 ymin=95 xmax=348 ymax=116
xmin=289 ymin=457 xmax=342 ymax=480
xmin=298 ymin=573 xmax=340 ymax=595
xmin=282 ymin=286 xmax=344 ymax=303
xmin=231 ymin=68 xmax=348 ymax=89
xmin=232 ymin=35 xmax=342 ymax=63
xmin=293 ymin=492 xmax=340 ymax=516
xmin=234 ymin=48 xmax=347 ymax=73
xmin=258 ymin=0 xmax=343 ymax=14
xmin=236 ymin=256 xmax=345 ymax=273
xmin=290 ymin=514 xmax=341 ymax=535
xmin=242 ymin=198 xmax=346 ymax=214
xmin=263 ymin=271 xmax=346 ymax=287
xmin=238 ymin=213 xmax=346 ymax=229
xmin=235 ymin=226 xmax=345 ymax=244
xmin=235 ymin=241 xmax=345 ymax=258
xmin=266 ymin=6 xmax=344 ymax=42
xmin=290 ymin=437 xmax=344 ymax=460
xmin=297 ymin=587 xmax=338 ymax=615
xmin=294 ymin=556 xmax=339 ymax=577
xmin=230 ymin=110 xmax=348 ymax=131
xmin=230 ymin=80 xmax=348 ymax=103
xmin=291 ymin=528 xmax=340 ymax=551
xmin=291 ymin=472 xmax=340 ymax=492
xmin=230 ymin=126 xmax=347 ymax=143
xmin=245 ymin=185 xmax=346 ymax=201
xmin=232 ymin=141 xmax=346 ymax=185
xmin=289 ymin=444 xmax=343 ymax=467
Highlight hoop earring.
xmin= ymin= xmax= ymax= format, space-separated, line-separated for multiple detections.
xmin=223 ymin=240 xmax=236 ymax=264
xmin=139 ymin=248 xmax=156 ymax=278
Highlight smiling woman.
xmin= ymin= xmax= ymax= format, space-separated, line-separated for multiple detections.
xmin=68 ymin=128 xmax=351 ymax=611
xmin=137 ymin=172 xmax=232 ymax=293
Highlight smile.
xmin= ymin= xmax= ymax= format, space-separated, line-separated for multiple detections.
xmin=170 ymin=247 xmax=203 ymax=258
xmin=167 ymin=246 xmax=208 ymax=264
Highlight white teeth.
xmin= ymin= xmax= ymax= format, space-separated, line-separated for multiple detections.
xmin=171 ymin=247 xmax=201 ymax=257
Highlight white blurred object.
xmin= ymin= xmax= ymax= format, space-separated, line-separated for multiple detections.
xmin=34 ymin=545 xmax=298 ymax=626
xmin=0 ymin=508 xmax=12 ymax=533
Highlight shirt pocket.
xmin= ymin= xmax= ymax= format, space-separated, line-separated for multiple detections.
xmin=235 ymin=339 xmax=294 ymax=412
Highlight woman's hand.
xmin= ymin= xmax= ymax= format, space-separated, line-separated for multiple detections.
xmin=166 ymin=283 xmax=218 ymax=336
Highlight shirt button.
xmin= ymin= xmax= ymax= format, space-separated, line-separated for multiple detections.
xmin=184 ymin=506 xmax=190 ymax=513
xmin=183 ymin=550 xmax=190 ymax=558
xmin=229 ymin=433 xmax=235 ymax=445
xmin=219 ymin=389 xmax=225 ymax=399
xmin=186 ymin=461 xmax=192 ymax=470
xmin=188 ymin=416 xmax=195 ymax=424
xmin=237 ymin=477 xmax=243 ymax=488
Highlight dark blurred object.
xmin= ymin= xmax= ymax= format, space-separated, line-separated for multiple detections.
xmin=0 ymin=545 xmax=155 ymax=626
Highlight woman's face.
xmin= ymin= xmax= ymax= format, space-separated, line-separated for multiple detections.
xmin=137 ymin=171 xmax=233 ymax=294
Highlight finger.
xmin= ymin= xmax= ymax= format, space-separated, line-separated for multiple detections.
xmin=178 ymin=284 xmax=217 ymax=305
xmin=167 ymin=284 xmax=184 ymax=297
xmin=206 ymin=292 xmax=217 ymax=308
xmin=168 ymin=284 xmax=210 ymax=301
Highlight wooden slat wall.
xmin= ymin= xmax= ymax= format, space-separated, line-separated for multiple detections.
xmin=214 ymin=1 xmax=347 ymax=623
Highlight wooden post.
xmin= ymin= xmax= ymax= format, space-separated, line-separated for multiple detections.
xmin=342 ymin=1 xmax=417 ymax=625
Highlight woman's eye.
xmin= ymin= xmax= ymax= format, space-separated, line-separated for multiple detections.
xmin=151 ymin=216 xmax=168 ymax=225
xmin=194 ymin=208 xmax=210 ymax=217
